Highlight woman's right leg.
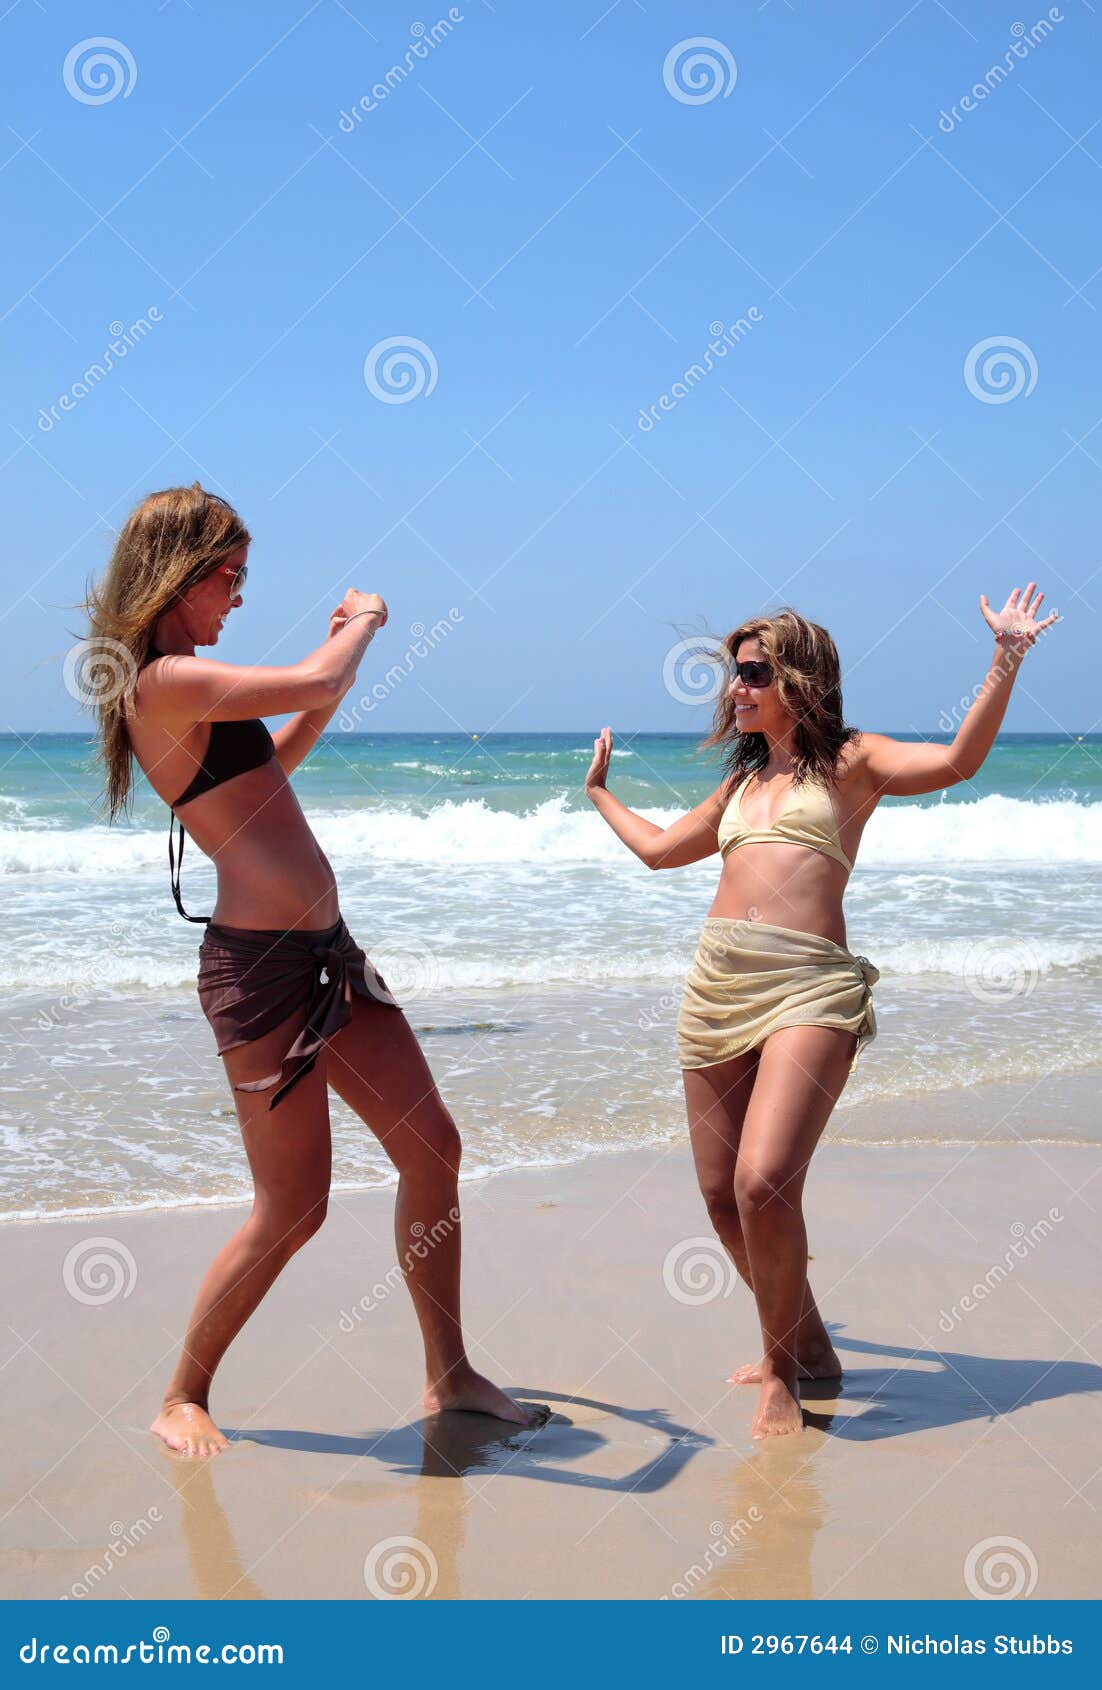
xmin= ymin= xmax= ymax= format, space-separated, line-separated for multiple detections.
xmin=683 ymin=1054 xmax=835 ymax=1382
xmin=151 ymin=1006 xmax=333 ymax=1458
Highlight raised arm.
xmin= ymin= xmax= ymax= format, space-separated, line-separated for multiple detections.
xmin=585 ymin=726 xmax=729 ymax=869
xmin=269 ymin=602 xmax=375 ymax=775
xmin=136 ymin=591 xmax=387 ymax=723
xmin=857 ymin=584 xmax=1059 ymax=798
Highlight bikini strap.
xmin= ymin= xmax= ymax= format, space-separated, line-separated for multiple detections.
xmin=168 ymin=812 xmax=211 ymax=924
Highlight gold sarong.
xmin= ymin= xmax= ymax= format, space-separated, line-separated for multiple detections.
xmin=676 ymin=917 xmax=879 ymax=1072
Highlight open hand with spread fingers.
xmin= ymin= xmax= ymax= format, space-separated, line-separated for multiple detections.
xmin=979 ymin=582 xmax=1060 ymax=650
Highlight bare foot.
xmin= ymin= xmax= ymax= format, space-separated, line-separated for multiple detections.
xmin=150 ymin=1402 xmax=229 ymax=1458
xmin=749 ymin=1376 xmax=805 ymax=1439
xmin=424 ymin=1368 xmax=549 ymax=1428
xmin=730 ymin=1341 xmax=841 ymax=1385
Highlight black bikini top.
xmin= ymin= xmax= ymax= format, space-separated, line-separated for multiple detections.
xmin=145 ymin=645 xmax=277 ymax=922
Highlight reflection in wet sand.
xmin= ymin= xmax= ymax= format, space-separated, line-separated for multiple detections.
xmin=164 ymin=1454 xmax=265 ymax=1601
xmin=295 ymin=1394 xmax=712 ymax=1599
xmin=688 ymin=1427 xmax=831 ymax=1601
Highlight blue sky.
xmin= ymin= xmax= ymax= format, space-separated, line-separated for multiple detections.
xmin=3 ymin=0 xmax=1098 ymax=734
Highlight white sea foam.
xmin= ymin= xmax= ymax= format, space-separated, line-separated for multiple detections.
xmin=4 ymin=924 xmax=1100 ymax=997
xmin=0 ymin=825 xmax=163 ymax=874
xmin=3 ymin=793 xmax=1101 ymax=877
xmin=873 ymin=934 xmax=1102 ymax=977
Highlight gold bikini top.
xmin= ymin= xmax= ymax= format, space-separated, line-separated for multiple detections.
xmin=717 ymin=769 xmax=853 ymax=873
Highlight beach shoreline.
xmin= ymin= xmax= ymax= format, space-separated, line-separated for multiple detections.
xmin=2 ymin=1070 xmax=1098 ymax=1601
xmin=2 ymin=1064 xmax=1099 ymax=1229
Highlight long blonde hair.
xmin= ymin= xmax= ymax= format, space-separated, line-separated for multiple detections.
xmin=701 ymin=606 xmax=859 ymax=788
xmin=76 ymin=483 xmax=251 ymax=821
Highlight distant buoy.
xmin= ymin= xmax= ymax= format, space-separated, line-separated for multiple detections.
xmin=472 ymin=733 xmax=479 ymax=740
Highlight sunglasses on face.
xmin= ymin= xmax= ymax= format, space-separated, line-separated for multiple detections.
xmin=213 ymin=561 xmax=248 ymax=595
xmin=733 ymin=659 xmax=773 ymax=688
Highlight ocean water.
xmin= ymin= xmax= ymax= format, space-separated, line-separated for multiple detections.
xmin=2 ymin=731 xmax=1100 ymax=1220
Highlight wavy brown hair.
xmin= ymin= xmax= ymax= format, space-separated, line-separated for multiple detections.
xmin=75 ymin=483 xmax=251 ymax=822
xmin=701 ymin=606 xmax=859 ymax=790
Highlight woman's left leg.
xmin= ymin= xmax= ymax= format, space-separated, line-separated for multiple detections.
xmin=325 ymin=993 xmax=542 ymax=1426
xmin=735 ymin=1023 xmax=857 ymax=1438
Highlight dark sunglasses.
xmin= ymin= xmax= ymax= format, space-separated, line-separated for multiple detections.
xmin=213 ymin=561 xmax=248 ymax=595
xmin=733 ymin=659 xmax=773 ymax=687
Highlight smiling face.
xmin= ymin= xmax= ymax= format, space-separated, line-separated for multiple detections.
xmin=729 ymin=636 xmax=787 ymax=735
xmin=186 ymin=542 xmax=248 ymax=648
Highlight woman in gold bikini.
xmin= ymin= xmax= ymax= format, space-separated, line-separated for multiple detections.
xmin=586 ymin=591 xmax=1057 ymax=1439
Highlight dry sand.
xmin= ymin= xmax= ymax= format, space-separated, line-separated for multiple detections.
xmin=1 ymin=1073 xmax=1098 ymax=1601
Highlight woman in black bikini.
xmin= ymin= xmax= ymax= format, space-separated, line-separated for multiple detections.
xmin=586 ymin=592 xmax=1057 ymax=1437
xmin=85 ymin=482 xmax=539 ymax=1456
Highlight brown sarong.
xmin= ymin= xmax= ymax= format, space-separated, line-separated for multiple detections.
xmin=197 ymin=914 xmax=401 ymax=1111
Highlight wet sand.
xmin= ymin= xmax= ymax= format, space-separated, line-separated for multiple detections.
xmin=1 ymin=1073 xmax=1098 ymax=1601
